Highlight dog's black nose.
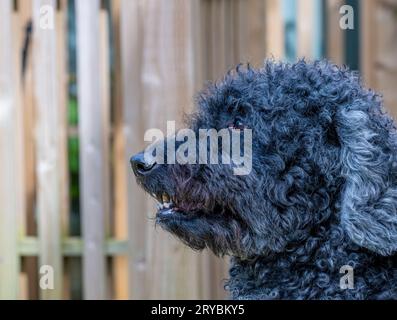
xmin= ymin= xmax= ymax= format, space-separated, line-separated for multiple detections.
xmin=130 ymin=152 xmax=157 ymax=176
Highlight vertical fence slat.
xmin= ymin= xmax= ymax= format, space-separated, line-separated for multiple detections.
xmin=12 ymin=4 xmax=28 ymax=299
xmin=235 ymin=0 xmax=267 ymax=66
xmin=120 ymin=0 xmax=146 ymax=300
xmin=297 ymin=0 xmax=315 ymax=59
xmin=265 ymin=0 xmax=285 ymax=60
xmin=0 ymin=0 xmax=23 ymax=300
xmin=99 ymin=7 xmax=111 ymax=298
xmin=55 ymin=0 xmax=70 ymax=299
xmin=141 ymin=0 xmax=203 ymax=299
xmin=325 ymin=0 xmax=344 ymax=64
xmin=313 ymin=0 xmax=325 ymax=59
xmin=111 ymin=0 xmax=129 ymax=300
xmin=361 ymin=0 xmax=397 ymax=118
xmin=76 ymin=0 xmax=108 ymax=300
xmin=297 ymin=0 xmax=325 ymax=60
xmin=99 ymin=8 xmax=111 ymax=242
xmin=33 ymin=0 xmax=63 ymax=299
xmin=19 ymin=0 xmax=39 ymax=300
xmin=360 ymin=0 xmax=376 ymax=88
xmin=210 ymin=0 xmax=226 ymax=78
xmin=56 ymin=0 xmax=69 ymax=244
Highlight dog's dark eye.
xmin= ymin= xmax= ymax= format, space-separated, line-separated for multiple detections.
xmin=229 ymin=119 xmax=245 ymax=130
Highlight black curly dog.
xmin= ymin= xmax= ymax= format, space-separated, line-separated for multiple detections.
xmin=131 ymin=60 xmax=397 ymax=299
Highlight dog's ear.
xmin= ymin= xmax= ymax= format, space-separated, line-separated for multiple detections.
xmin=337 ymin=104 xmax=397 ymax=256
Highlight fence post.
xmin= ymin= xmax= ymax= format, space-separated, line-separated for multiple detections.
xmin=236 ymin=0 xmax=267 ymax=67
xmin=360 ymin=0 xmax=376 ymax=87
xmin=265 ymin=0 xmax=285 ymax=60
xmin=32 ymin=0 xmax=64 ymax=299
xmin=325 ymin=0 xmax=344 ymax=65
xmin=297 ymin=0 xmax=315 ymax=59
xmin=123 ymin=0 xmax=206 ymax=299
xmin=55 ymin=0 xmax=70 ymax=299
xmin=0 ymin=0 xmax=24 ymax=300
xmin=18 ymin=0 xmax=40 ymax=300
xmin=111 ymin=0 xmax=130 ymax=300
xmin=360 ymin=0 xmax=397 ymax=118
xmin=120 ymin=0 xmax=146 ymax=299
xmin=76 ymin=0 xmax=108 ymax=300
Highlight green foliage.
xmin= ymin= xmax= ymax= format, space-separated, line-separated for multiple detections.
xmin=68 ymin=97 xmax=80 ymax=203
xmin=68 ymin=137 xmax=79 ymax=172
xmin=68 ymin=97 xmax=78 ymax=125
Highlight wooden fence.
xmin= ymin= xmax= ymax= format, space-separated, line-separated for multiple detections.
xmin=0 ymin=0 xmax=396 ymax=300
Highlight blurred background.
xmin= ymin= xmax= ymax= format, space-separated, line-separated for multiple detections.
xmin=0 ymin=0 xmax=396 ymax=300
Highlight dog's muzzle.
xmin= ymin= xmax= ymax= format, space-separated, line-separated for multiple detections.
xmin=130 ymin=152 xmax=157 ymax=177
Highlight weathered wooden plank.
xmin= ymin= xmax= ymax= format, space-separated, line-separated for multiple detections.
xmin=282 ymin=0 xmax=298 ymax=61
xmin=369 ymin=0 xmax=397 ymax=118
xmin=76 ymin=0 xmax=108 ymax=300
xmin=32 ymin=0 xmax=64 ymax=300
xmin=56 ymin=0 xmax=69 ymax=241
xmin=236 ymin=0 xmax=266 ymax=67
xmin=223 ymin=0 xmax=235 ymax=72
xmin=359 ymin=0 xmax=397 ymax=119
xmin=110 ymin=0 xmax=129 ymax=300
xmin=120 ymin=0 xmax=210 ymax=299
xmin=120 ymin=0 xmax=147 ymax=299
xmin=200 ymin=0 xmax=212 ymax=81
xmin=313 ymin=0 xmax=325 ymax=59
xmin=18 ymin=0 xmax=32 ymax=239
xmin=265 ymin=0 xmax=285 ymax=60
xmin=18 ymin=0 xmax=39 ymax=301
xmin=210 ymin=0 xmax=226 ymax=78
xmin=99 ymin=8 xmax=111 ymax=300
xmin=139 ymin=0 xmax=204 ymax=300
xmin=0 ymin=0 xmax=24 ymax=300
xmin=297 ymin=0 xmax=315 ymax=59
xmin=360 ymin=0 xmax=376 ymax=89
xmin=56 ymin=0 xmax=69 ymax=300
xmin=19 ymin=273 xmax=28 ymax=300
xmin=99 ymin=9 xmax=111 ymax=241
xmin=325 ymin=0 xmax=344 ymax=64
xmin=7 ymin=0 xmax=29 ymax=300
xmin=13 ymin=1 xmax=31 ymax=299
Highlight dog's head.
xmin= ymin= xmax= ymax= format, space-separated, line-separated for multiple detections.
xmin=131 ymin=60 xmax=397 ymax=258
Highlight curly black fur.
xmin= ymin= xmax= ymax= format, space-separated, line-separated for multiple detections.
xmin=132 ymin=60 xmax=397 ymax=299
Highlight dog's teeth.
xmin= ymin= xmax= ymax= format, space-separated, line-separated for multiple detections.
xmin=156 ymin=194 xmax=163 ymax=204
xmin=162 ymin=193 xmax=169 ymax=203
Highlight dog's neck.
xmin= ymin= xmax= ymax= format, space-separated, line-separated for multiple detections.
xmin=225 ymin=223 xmax=397 ymax=299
